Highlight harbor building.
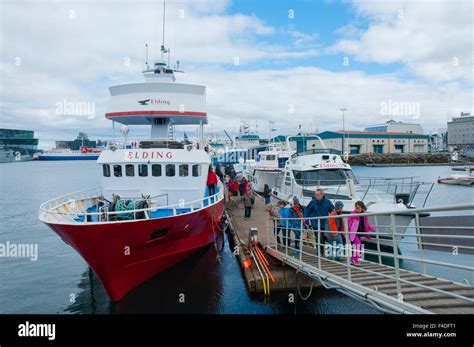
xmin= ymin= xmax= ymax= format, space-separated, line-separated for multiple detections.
xmin=318 ymin=131 xmax=429 ymax=155
xmin=365 ymin=119 xmax=423 ymax=134
xmin=56 ymin=132 xmax=107 ymax=150
xmin=429 ymin=129 xmax=448 ymax=152
xmin=0 ymin=128 xmax=38 ymax=155
xmin=447 ymin=112 xmax=474 ymax=152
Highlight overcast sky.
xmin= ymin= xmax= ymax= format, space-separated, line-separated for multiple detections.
xmin=1 ymin=0 xmax=473 ymax=148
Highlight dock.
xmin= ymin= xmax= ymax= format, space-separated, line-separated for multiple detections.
xmin=226 ymin=192 xmax=474 ymax=314
xmin=225 ymin=196 xmax=318 ymax=294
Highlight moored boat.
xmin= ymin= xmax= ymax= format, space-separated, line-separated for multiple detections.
xmin=437 ymin=174 xmax=474 ymax=186
xmin=39 ymin=44 xmax=224 ymax=301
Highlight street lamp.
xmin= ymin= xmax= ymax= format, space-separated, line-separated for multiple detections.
xmin=340 ymin=108 xmax=347 ymax=153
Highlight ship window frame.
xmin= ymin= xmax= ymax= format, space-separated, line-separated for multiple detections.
xmin=152 ymin=164 xmax=162 ymax=177
xmin=125 ymin=164 xmax=135 ymax=177
xmin=103 ymin=164 xmax=111 ymax=177
xmin=192 ymin=164 xmax=200 ymax=177
xmin=166 ymin=164 xmax=176 ymax=177
xmin=179 ymin=164 xmax=189 ymax=177
xmin=113 ymin=164 xmax=122 ymax=177
xmin=138 ymin=164 xmax=148 ymax=177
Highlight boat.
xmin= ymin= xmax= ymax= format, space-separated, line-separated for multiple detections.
xmin=39 ymin=38 xmax=225 ymax=300
xmin=0 ymin=146 xmax=33 ymax=163
xmin=271 ymin=136 xmax=434 ymax=246
xmin=437 ymin=174 xmax=474 ymax=186
xmin=0 ymin=128 xmax=38 ymax=162
xmin=451 ymin=165 xmax=474 ymax=172
xmin=246 ymin=144 xmax=294 ymax=193
xmin=38 ymin=146 xmax=101 ymax=160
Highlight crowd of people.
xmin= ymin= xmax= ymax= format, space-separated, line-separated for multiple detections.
xmin=265 ymin=188 xmax=376 ymax=265
xmin=208 ymin=163 xmax=376 ymax=265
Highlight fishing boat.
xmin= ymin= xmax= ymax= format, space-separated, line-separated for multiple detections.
xmin=39 ymin=37 xmax=225 ymax=300
xmin=38 ymin=146 xmax=101 ymax=160
xmin=272 ymin=136 xmax=434 ymax=246
xmin=437 ymin=174 xmax=474 ymax=186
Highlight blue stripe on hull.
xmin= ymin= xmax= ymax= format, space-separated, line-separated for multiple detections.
xmin=38 ymin=156 xmax=99 ymax=160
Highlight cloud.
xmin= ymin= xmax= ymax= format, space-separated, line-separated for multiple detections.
xmin=330 ymin=0 xmax=474 ymax=82
xmin=0 ymin=0 xmax=471 ymax=149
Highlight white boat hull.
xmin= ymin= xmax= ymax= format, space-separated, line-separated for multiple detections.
xmin=250 ymin=169 xmax=280 ymax=193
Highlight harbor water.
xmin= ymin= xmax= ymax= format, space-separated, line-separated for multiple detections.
xmin=0 ymin=161 xmax=472 ymax=314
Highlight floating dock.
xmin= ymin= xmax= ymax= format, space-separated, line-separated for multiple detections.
xmin=225 ymin=196 xmax=318 ymax=294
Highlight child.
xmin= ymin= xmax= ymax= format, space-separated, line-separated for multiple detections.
xmin=277 ymin=200 xmax=290 ymax=247
xmin=266 ymin=204 xmax=281 ymax=245
xmin=348 ymin=201 xmax=376 ymax=265
xmin=325 ymin=201 xmax=345 ymax=261
xmin=288 ymin=197 xmax=304 ymax=255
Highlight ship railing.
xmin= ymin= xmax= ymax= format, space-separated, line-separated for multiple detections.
xmin=265 ymin=203 xmax=474 ymax=312
xmin=39 ymin=182 xmax=224 ymax=224
xmin=287 ymin=176 xmax=433 ymax=207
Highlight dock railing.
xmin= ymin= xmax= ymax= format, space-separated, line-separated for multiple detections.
xmin=265 ymin=203 xmax=474 ymax=313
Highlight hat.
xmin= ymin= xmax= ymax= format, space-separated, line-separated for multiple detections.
xmin=335 ymin=201 xmax=344 ymax=209
xmin=292 ymin=196 xmax=300 ymax=205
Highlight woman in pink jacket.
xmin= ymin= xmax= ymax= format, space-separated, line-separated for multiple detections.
xmin=347 ymin=201 xmax=376 ymax=265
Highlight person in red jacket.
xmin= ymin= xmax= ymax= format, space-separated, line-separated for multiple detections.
xmin=207 ymin=166 xmax=218 ymax=196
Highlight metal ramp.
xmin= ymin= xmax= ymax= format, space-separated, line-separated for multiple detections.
xmin=264 ymin=203 xmax=474 ymax=314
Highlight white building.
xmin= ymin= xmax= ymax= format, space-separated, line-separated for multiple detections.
xmin=365 ymin=119 xmax=423 ymax=134
xmin=318 ymin=131 xmax=429 ymax=155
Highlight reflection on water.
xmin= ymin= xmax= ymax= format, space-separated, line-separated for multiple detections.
xmin=1 ymin=161 xmax=471 ymax=314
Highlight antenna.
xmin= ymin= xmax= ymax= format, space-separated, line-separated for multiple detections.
xmin=160 ymin=1 xmax=169 ymax=60
xmin=145 ymin=43 xmax=149 ymax=70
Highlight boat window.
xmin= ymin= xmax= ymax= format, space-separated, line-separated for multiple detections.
xmin=192 ymin=164 xmax=200 ymax=177
xmin=292 ymin=169 xmax=358 ymax=186
xmin=113 ymin=165 xmax=122 ymax=177
xmin=152 ymin=164 xmax=162 ymax=177
xmin=179 ymin=164 xmax=189 ymax=177
xmin=125 ymin=164 xmax=135 ymax=177
xmin=166 ymin=164 xmax=175 ymax=177
xmin=138 ymin=164 xmax=148 ymax=177
xmin=103 ymin=164 xmax=110 ymax=177
xmin=266 ymin=155 xmax=276 ymax=161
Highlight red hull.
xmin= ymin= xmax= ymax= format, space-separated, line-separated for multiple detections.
xmin=45 ymin=201 xmax=225 ymax=301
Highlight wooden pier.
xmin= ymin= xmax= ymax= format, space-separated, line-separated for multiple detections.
xmin=225 ymin=196 xmax=318 ymax=294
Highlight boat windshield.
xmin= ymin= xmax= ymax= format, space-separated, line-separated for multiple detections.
xmin=293 ymin=169 xmax=358 ymax=186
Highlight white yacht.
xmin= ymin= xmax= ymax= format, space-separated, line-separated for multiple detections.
xmin=246 ymin=144 xmax=294 ymax=193
xmin=272 ymin=136 xmax=433 ymax=245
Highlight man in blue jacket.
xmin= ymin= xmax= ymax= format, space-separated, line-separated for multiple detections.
xmin=303 ymin=188 xmax=334 ymax=236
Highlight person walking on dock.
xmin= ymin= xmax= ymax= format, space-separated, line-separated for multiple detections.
xmin=263 ymin=184 xmax=272 ymax=205
xmin=325 ymin=201 xmax=345 ymax=261
xmin=266 ymin=204 xmax=281 ymax=245
xmin=239 ymin=177 xmax=249 ymax=202
xmin=207 ymin=166 xmax=218 ymax=197
xmin=277 ymin=200 xmax=291 ymax=247
xmin=243 ymin=189 xmax=254 ymax=219
xmin=348 ymin=201 xmax=376 ymax=265
xmin=304 ymin=188 xmax=334 ymax=242
xmin=227 ymin=179 xmax=239 ymax=201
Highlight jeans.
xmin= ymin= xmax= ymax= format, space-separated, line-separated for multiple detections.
xmin=351 ymin=236 xmax=362 ymax=263
xmin=325 ymin=234 xmax=343 ymax=260
xmin=291 ymin=228 xmax=301 ymax=252
xmin=264 ymin=196 xmax=271 ymax=204
xmin=208 ymin=184 xmax=216 ymax=196
xmin=274 ymin=224 xmax=282 ymax=245
xmin=244 ymin=206 xmax=252 ymax=218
